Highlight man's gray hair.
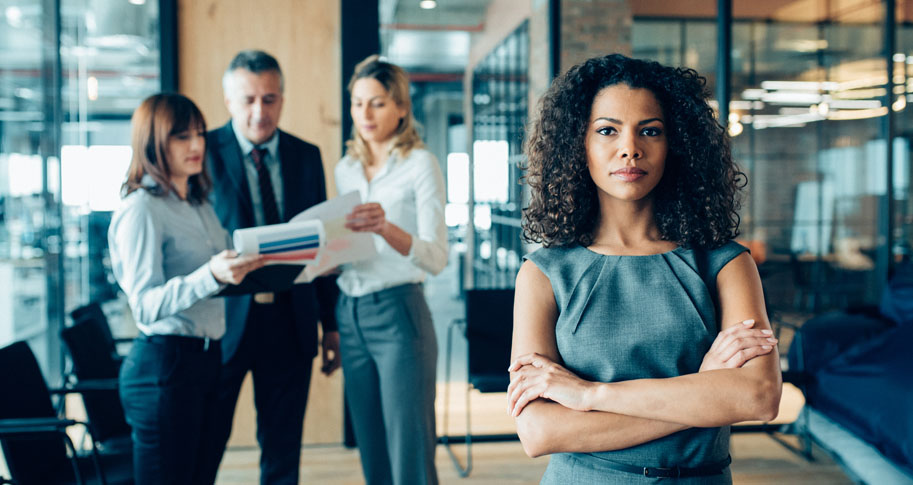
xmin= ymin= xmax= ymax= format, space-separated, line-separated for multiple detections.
xmin=222 ymin=50 xmax=285 ymax=93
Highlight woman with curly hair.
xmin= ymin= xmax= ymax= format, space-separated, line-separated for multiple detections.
xmin=507 ymin=54 xmax=782 ymax=483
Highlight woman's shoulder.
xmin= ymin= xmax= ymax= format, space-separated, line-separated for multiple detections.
xmin=706 ymin=240 xmax=749 ymax=264
xmin=115 ymin=187 xmax=181 ymax=219
xmin=336 ymin=153 xmax=357 ymax=168
xmin=404 ymin=146 xmax=434 ymax=159
xmin=525 ymin=244 xmax=579 ymax=258
xmin=399 ymin=148 xmax=443 ymax=187
xmin=335 ymin=154 xmax=363 ymax=183
xmin=677 ymin=240 xmax=749 ymax=282
xmin=524 ymin=244 xmax=589 ymax=273
xmin=117 ymin=187 xmax=156 ymax=211
xmin=111 ymin=188 xmax=164 ymax=231
xmin=522 ymin=245 xmax=599 ymax=306
xmin=399 ymin=147 xmax=438 ymax=167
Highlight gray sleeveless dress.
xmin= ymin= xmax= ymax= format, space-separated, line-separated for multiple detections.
xmin=525 ymin=241 xmax=747 ymax=484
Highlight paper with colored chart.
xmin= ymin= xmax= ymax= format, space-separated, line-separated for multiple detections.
xmin=233 ymin=219 xmax=325 ymax=264
xmin=290 ymin=191 xmax=377 ymax=283
xmin=229 ymin=190 xmax=376 ymax=285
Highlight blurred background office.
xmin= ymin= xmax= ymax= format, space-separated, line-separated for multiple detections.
xmin=1 ymin=0 xmax=912 ymax=481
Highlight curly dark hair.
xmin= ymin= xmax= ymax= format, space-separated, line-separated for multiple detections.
xmin=522 ymin=53 xmax=745 ymax=249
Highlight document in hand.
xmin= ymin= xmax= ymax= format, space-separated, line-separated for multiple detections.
xmin=290 ymin=191 xmax=377 ymax=283
xmin=218 ymin=220 xmax=322 ymax=296
xmin=221 ymin=191 xmax=377 ymax=296
xmin=233 ymin=220 xmax=324 ymax=264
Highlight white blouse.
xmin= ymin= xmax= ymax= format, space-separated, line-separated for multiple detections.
xmin=334 ymin=147 xmax=448 ymax=297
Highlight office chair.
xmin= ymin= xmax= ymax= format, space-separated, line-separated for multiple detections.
xmin=60 ymin=319 xmax=132 ymax=454
xmin=441 ymin=288 xmax=516 ymax=477
xmin=0 ymin=341 xmax=133 ymax=485
xmin=69 ymin=302 xmax=131 ymax=364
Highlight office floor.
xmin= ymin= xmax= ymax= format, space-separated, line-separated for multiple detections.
xmin=0 ymin=413 xmax=861 ymax=485
xmin=215 ymin=432 xmax=853 ymax=484
xmin=215 ymin=379 xmax=853 ymax=484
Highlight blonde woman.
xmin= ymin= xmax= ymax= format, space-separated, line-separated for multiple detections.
xmin=335 ymin=55 xmax=447 ymax=485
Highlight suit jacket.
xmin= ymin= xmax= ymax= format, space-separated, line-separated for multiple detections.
xmin=207 ymin=122 xmax=338 ymax=363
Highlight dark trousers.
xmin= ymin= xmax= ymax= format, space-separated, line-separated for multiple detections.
xmin=119 ymin=334 xmax=221 ymax=485
xmin=200 ymin=296 xmax=313 ymax=485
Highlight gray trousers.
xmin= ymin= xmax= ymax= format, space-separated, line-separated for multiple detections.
xmin=337 ymin=283 xmax=439 ymax=485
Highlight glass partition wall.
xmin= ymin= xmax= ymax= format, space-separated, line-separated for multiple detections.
xmin=0 ymin=0 xmax=161 ymax=380
xmin=731 ymin=8 xmax=910 ymax=315
xmin=59 ymin=0 xmax=160 ymax=341
xmin=462 ymin=2 xmax=910 ymax=307
xmin=4 ymin=0 xmax=912 ymax=381
xmin=0 ymin=0 xmax=59 ymax=376
xmin=897 ymin=17 xmax=913 ymax=265
xmin=629 ymin=2 xmax=911 ymax=317
xmin=728 ymin=19 xmax=886 ymax=312
xmin=468 ymin=20 xmax=528 ymax=289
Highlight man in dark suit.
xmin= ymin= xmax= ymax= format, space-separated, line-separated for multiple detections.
xmin=200 ymin=50 xmax=340 ymax=485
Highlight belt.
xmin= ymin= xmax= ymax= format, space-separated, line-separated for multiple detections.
xmin=347 ymin=283 xmax=423 ymax=304
xmin=599 ymin=455 xmax=731 ymax=478
xmin=138 ymin=334 xmax=216 ymax=352
xmin=252 ymin=289 xmax=292 ymax=304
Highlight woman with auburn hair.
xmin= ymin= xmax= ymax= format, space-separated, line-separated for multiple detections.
xmin=508 ymin=54 xmax=783 ymax=483
xmin=109 ymin=93 xmax=263 ymax=484
xmin=334 ymin=55 xmax=446 ymax=485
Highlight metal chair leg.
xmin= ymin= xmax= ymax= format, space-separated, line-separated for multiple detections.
xmin=61 ymin=430 xmax=87 ymax=485
xmin=441 ymin=319 xmax=472 ymax=477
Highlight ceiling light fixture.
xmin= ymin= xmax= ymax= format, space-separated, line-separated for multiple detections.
xmin=420 ymin=0 xmax=437 ymax=9
xmin=827 ymin=107 xmax=888 ymax=120
xmin=87 ymin=76 xmax=99 ymax=101
xmin=5 ymin=6 xmax=23 ymax=27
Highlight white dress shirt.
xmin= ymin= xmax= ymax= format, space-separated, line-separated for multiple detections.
xmin=335 ymin=147 xmax=448 ymax=297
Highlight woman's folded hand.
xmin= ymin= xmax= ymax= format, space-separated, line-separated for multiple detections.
xmin=699 ymin=319 xmax=777 ymax=372
xmin=507 ymin=352 xmax=597 ymax=417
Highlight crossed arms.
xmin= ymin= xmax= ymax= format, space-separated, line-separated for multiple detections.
xmin=509 ymin=252 xmax=783 ymax=457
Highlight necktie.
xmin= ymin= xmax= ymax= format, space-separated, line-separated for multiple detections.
xmin=250 ymin=147 xmax=281 ymax=225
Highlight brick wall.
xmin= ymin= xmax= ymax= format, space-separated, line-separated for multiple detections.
xmin=560 ymin=0 xmax=632 ymax=71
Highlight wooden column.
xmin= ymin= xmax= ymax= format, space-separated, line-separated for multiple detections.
xmin=177 ymin=0 xmax=343 ymax=444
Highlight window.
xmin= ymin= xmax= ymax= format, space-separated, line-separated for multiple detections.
xmin=0 ymin=0 xmax=162 ymax=379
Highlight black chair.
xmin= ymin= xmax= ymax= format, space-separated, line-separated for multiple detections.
xmin=69 ymin=302 xmax=131 ymax=364
xmin=441 ymin=288 xmax=516 ymax=477
xmin=60 ymin=319 xmax=132 ymax=454
xmin=0 ymin=341 xmax=133 ymax=485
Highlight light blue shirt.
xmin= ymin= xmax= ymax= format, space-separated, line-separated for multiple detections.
xmin=108 ymin=179 xmax=232 ymax=338
xmin=231 ymin=121 xmax=285 ymax=225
